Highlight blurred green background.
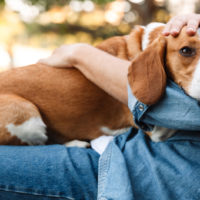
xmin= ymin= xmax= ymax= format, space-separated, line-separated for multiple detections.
xmin=0 ymin=0 xmax=199 ymax=69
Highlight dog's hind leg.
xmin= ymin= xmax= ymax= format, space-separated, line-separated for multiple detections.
xmin=0 ymin=94 xmax=47 ymax=145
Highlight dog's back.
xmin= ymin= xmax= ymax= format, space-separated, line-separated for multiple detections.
xmin=0 ymin=63 xmax=133 ymax=144
xmin=0 ymin=25 xmax=149 ymax=145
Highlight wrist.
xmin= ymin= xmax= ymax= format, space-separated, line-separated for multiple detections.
xmin=70 ymin=43 xmax=92 ymax=68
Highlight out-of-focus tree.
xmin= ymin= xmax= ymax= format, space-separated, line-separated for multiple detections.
xmin=0 ymin=0 xmax=199 ymax=69
xmin=4 ymin=0 xmax=169 ymax=42
xmin=0 ymin=0 xmax=171 ymax=68
xmin=27 ymin=0 xmax=114 ymax=7
xmin=0 ymin=0 xmax=4 ymax=7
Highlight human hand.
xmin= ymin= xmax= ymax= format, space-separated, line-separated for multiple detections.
xmin=38 ymin=43 xmax=88 ymax=68
xmin=162 ymin=13 xmax=200 ymax=37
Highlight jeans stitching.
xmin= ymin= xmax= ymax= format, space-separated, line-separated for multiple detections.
xmin=97 ymin=142 xmax=112 ymax=199
xmin=165 ymin=139 xmax=200 ymax=143
xmin=0 ymin=188 xmax=75 ymax=200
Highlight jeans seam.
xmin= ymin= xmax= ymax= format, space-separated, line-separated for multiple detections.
xmin=97 ymin=142 xmax=112 ymax=199
xmin=0 ymin=188 xmax=74 ymax=200
xmin=165 ymin=139 xmax=200 ymax=143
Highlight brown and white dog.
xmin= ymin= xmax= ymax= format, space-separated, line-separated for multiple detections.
xmin=0 ymin=22 xmax=200 ymax=145
xmin=128 ymin=22 xmax=200 ymax=141
xmin=0 ymin=41 xmax=136 ymax=145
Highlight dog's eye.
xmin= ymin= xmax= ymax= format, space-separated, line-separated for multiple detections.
xmin=179 ymin=46 xmax=196 ymax=57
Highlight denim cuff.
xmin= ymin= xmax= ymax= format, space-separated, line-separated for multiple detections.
xmin=127 ymin=83 xmax=153 ymax=132
xmin=132 ymin=102 xmax=154 ymax=131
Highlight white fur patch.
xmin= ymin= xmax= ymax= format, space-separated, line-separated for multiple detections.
xmin=65 ymin=140 xmax=90 ymax=148
xmin=142 ymin=22 xmax=165 ymax=50
xmin=6 ymin=117 xmax=47 ymax=145
xmin=188 ymin=59 xmax=200 ymax=100
xmin=150 ymin=126 xmax=176 ymax=142
xmin=100 ymin=126 xmax=131 ymax=136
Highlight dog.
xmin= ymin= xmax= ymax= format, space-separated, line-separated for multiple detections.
xmin=0 ymin=22 xmax=199 ymax=145
xmin=128 ymin=22 xmax=200 ymax=141
xmin=92 ymin=22 xmax=200 ymax=143
xmin=0 ymin=36 xmax=140 ymax=145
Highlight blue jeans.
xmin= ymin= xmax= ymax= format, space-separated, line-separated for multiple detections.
xmin=0 ymin=145 xmax=99 ymax=200
xmin=1 ymin=129 xmax=200 ymax=200
xmin=2 ymin=80 xmax=200 ymax=200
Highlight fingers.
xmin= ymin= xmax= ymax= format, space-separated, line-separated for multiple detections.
xmin=163 ymin=17 xmax=186 ymax=37
xmin=38 ymin=57 xmax=55 ymax=66
xmin=38 ymin=48 xmax=62 ymax=67
xmin=169 ymin=20 xmax=186 ymax=37
xmin=162 ymin=22 xmax=171 ymax=36
xmin=38 ymin=44 xmax=87 ymax=68
xmin=162 ymin=14 xmax=200 ymax=37
xmin=186 ymin=20 xmax=200 ymax=36
xmin=38 ymin=56 xmax=72 ymax=68
xmin=37 ymin=44 xmax=76 ymax=68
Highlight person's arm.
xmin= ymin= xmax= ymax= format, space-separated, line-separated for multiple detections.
xmin=39 ymin=13 xmax=200 ymax=132
xmin=39 ymin=44 xmax=130 ymax=105
xmin=39 ymin=42 xmax=200 ymax=132
xmin=39 ymin=14 xmax=200 ymax=106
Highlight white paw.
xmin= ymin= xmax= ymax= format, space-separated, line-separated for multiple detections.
xmin=65 ymin=140 xmax=90 ymax=148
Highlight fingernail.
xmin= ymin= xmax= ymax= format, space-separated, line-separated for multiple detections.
xmin=162 ymin=30 xmax=169 ymax=36
xmin=187 ymin=28 xmax=196 ymax=36
xmin=37 ymin=59 xmax=42 ymax=63
xmin=187 ymin=27 xmax=195 ymax=32
xmin=171 ymin=28 xmax=178 ymax=33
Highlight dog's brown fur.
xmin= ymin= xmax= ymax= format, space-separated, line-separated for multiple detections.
xmin=2 ymin=23 xmax=200 ymax=144
xmin=0 ymin=27 xmax=147 ymax=145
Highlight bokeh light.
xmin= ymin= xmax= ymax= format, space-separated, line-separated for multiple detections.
xmin=0 ymin=0 xmax=199 ymax=69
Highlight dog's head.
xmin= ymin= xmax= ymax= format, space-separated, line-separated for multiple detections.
xmin=128 ymin=23 xmax=200 ymax=105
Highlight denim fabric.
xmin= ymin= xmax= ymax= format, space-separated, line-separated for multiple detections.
xmin=0 ymin=145 xmax=99 ymax=200
xmin=1 ymin=79 xmax=200 ymax=200
xmin=137 ymin=80 xmax=200 ymax=131
xmin=98 ymin=129 xmax=200 ymax=200
xmin=98 ymin=80 xmax=200 ymax=200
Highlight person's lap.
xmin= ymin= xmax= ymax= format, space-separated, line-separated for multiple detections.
xmin=2 ymin=129 xmax=200 ymax=200
xmin=0 ymin=145 xmax=99 ymax=200
xmin=98 ymin=129 xmax=200 ymax=200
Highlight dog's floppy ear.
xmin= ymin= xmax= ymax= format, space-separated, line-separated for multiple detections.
xmin=128 ymin=37 xmax=167 ymax=105
xmin=125 ymin=26 xmax=144 ymax=60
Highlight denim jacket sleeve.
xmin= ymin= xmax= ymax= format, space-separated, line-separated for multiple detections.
xmin=128 ymin=79 xmax=200 ymax=131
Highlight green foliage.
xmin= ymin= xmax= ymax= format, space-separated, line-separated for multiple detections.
xmin=27 ymin=0 xmax=114 ymax=10
xmin=84 ymin=0 xmax=114 ymax=4
xmin=22 ymin=0 xmax=122 ymax=40
xmin=25 ymin=21 xmax=129 ymax=39
xmin=0 ymin=0 xmax=169 ymax=45
xmin=0 ymin=0 xmax=5 ymax=6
